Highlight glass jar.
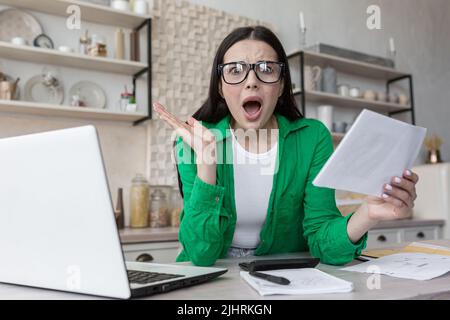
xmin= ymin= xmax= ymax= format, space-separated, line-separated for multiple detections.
xmin=149 ymin=188 xmax=169 ymax=228
xmin=79 ymin=29 xmax=91 ymax=55
xmin=88 ymin=34 xmax=107 ymax=57
xmin=129 ymin=174 xmax=149 ymax=228
xmin=169 ymin=186 xmax=183 ymax=227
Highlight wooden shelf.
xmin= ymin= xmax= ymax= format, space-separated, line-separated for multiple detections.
xmin=0 ymin=0 xmax=151 ymax=29
xmin=293 ymin=89 xmax=411 ymax=113
xmin=0 ymin=100 xmax=148 ymax=122
xmin=287 ymin=50 xmax=409 ymax=80
xmin=0 ymin=41 xmax=147 ymax=75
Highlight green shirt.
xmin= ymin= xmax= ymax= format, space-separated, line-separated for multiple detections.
xmin=174 ymin=112 xmax=367 ymax=266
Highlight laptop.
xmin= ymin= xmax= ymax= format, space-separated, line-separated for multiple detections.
xmin=0 ymin=125 xmax=227 ymax=299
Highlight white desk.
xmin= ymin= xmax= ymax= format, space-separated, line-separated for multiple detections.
xmin=1 ymin=240 xmax=450 ymax=300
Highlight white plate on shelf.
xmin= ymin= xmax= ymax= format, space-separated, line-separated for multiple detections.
xmin=24 ymin=75 xmax=64 ymax=105
xmin=0 ymin=9 xmax=43 ymax=44
xmin=68 ymin=81 xmax=106 ymax=109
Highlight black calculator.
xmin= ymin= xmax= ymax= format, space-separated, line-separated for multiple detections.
xmin=239 ymin=257 xmax=320 ymax=272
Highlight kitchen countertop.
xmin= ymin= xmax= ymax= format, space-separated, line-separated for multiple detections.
xmin=371 ymin=218 xmax=445 ymax=230
xmin=118 ymin=219 xmax=445 ymax=244
xmin=119 ymin=227 xmax=179 ymax=244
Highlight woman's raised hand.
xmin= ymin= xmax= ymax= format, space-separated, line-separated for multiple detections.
xmin=366 ymin=170 xmax=419 ymax=221
xmin=153 ymin=102 xmax=217 ymax=165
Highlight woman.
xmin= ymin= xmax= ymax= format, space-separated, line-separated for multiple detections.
xmin=154 ymin=26 xmax=419 ymax=266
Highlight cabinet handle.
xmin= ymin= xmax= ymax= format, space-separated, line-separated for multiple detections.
xmin=377 ymin=235 xmax=387 ymax=242
xmin=136 ymin=253 xmax=154 ymax=262
xmin=417 ymin=232 xmax=425 ymax=239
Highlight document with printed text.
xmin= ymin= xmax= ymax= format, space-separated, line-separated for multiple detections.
xmin=313 ymin=109 xmax=427 ymax=197
xmin=341 ymin=253 xmax=450 ymax=281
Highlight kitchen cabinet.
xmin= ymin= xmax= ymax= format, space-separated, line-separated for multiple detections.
xmin=122 ymin=241 xmax=181 ymax=263
xmin=412 ymin=163 xmax=450 ymax=239
xmin=366 ymin=220 xmax=444 ymax=249
xmin=119 ymin=227 xmax=180 ymax=263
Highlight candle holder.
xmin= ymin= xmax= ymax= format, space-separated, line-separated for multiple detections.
xmin=299 ymin=28 xmax=307 ymax=49
xmin=387 ymin=49 xmax=397 ymax=66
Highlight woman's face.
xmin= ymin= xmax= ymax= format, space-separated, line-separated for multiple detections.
xmin=220 ymin=39 xmax=284 ymax=130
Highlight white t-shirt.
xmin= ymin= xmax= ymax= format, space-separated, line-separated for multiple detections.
xmin=230 ymin=127 xmax=278 ymax=249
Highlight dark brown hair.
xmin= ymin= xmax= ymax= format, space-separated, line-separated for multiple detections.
xmin=192 ymin=25 xmax=302 ymax=122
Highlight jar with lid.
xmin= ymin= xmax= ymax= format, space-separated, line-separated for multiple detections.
xmin=129 ymin=174 xmax=149 ymax=228
xmin=88 ymin=34 xmax=107 ymax=57
xmin=149 ymin=188 xmax=169 ymax=228
xmin=169 ymin=186 xmax=183 ymax=227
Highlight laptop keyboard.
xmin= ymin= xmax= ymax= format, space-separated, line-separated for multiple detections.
xmin=127 ymin=270 xmax=184 ymax=285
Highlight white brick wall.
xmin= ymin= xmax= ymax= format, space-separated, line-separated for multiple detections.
xmin=147 ymin=0 xmax=270 ymax=186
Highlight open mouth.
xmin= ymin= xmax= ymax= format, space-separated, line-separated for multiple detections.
xmin=243 ymin=101 xmax=262 ymax=115
xmin=242 ymin=97 xmax=263 ymax=121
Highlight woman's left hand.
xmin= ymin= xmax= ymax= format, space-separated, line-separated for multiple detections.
xmin=366 ymin=170 xmax=419 ymax=221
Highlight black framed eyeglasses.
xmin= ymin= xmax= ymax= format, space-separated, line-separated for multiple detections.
xmin=218 ymin=61 xmax=285 ymax=85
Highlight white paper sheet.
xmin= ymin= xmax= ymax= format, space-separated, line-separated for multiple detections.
xmin=341 ymin=253 xmax=450 ymax=281
xmin=313 ymin=109 xmax=427 ymax=197
xmin=240 ymin=268 xmax=353 ymax=296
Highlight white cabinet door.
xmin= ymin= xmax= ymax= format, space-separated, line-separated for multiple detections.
xmin=122 ymin=241 xmax=181 ymax=263
xmin=367 ymin=225 xmax=443 ymax=249
xmin=367 ymin=229 xmax=402 ymax=248
xmin=403 ymin=227 xmax=441 ymax=242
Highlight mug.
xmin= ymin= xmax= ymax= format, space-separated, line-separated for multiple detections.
xmin=133 ymin=0 xmax=148 ymax=15
xmin=11 ymin=37 xmax=27 ymax=46
xmin=304 ymin=65 xmax=321 ymax=91
xmin=111 ymin=0 xmax=129 ymax=11
xmin=337 ymin=84 xmax=350 ymax=97
xmin=349 ymin=87 xmax=361 ymax=98
xmin=321 ymin=67 xmax=337 ymax=94
xmin=317 ymin=105 xmax=334 ymax=131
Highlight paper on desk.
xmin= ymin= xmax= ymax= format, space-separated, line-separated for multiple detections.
xmin=362 ymin=242 xmax=450 ymax=259
xmin=342 ymin=253 xmax=450 ymax=281
xmin=403 ymin=242 xmax=450 ymax=256
xmin=313 ymin=109 xmax=427 ymax=197
xmin=240 ymin=268 xmax=353 ymax=296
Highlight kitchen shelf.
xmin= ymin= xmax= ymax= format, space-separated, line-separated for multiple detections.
xmin=0 ymin=0 xmax=152 ymax=124
xmin=293 ymin=89 xmax=411 ymax=113
xmin=287 ymin=49 xmax=409 ymax=80
xmin=0 ymin=99 xmax=147 ymax=122
xmin=0 ymin=41 xmax=148 ymax=75
xmin=0 ymin=0 xmax=151 ymax=29
xmin=288 ymin=49 xmax=416 ymax=127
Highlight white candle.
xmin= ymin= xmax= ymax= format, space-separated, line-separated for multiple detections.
xmin=299 ymin=11 xmax=305 ymax=30
xmin=389 ymin=37 xmax=395 ymax=52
